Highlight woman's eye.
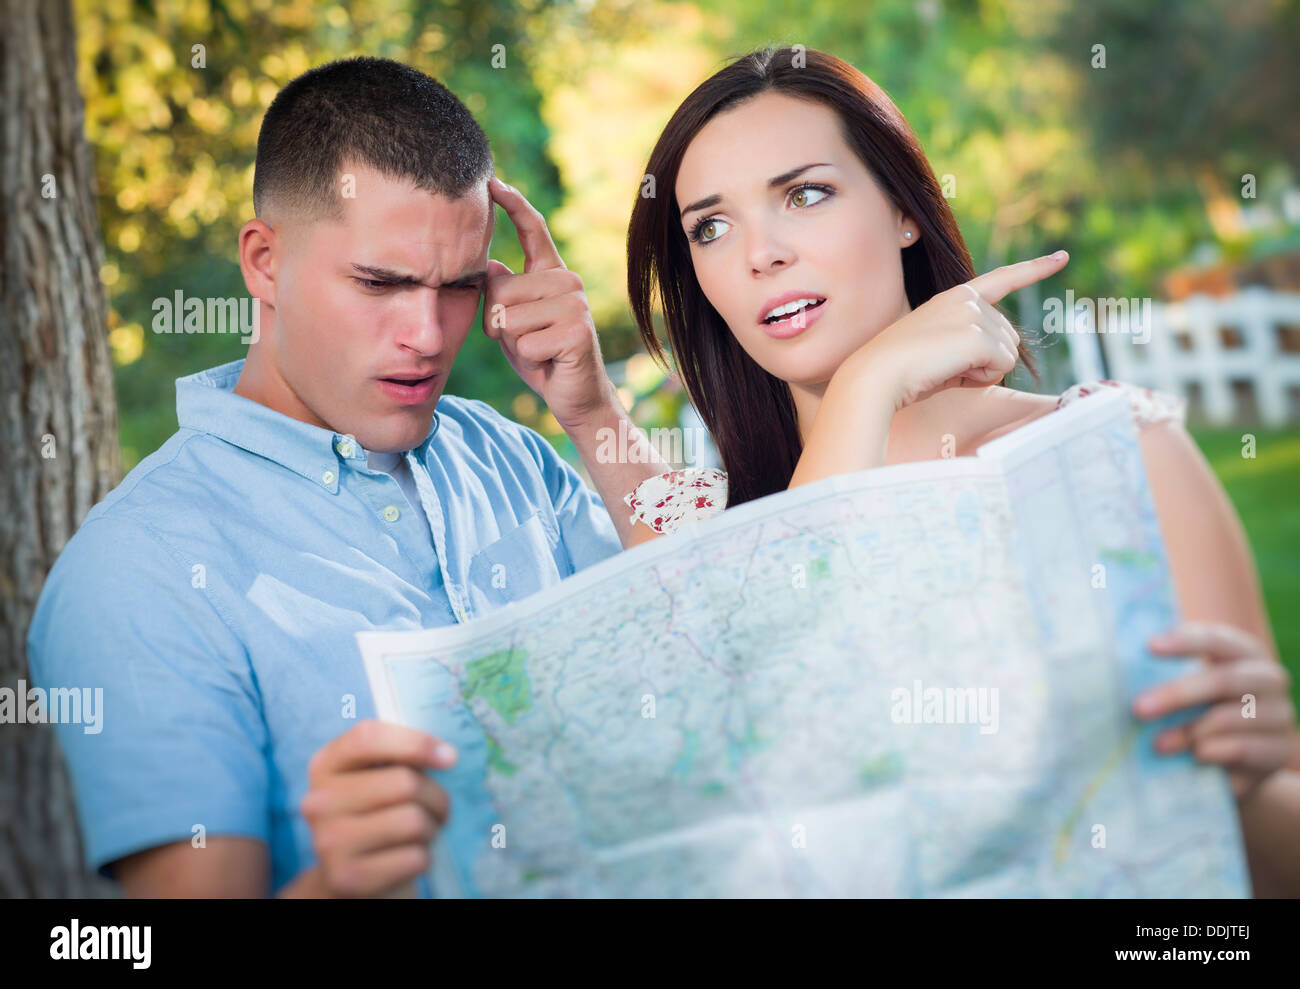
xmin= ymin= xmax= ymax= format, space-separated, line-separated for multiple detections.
xmin=789 ymin=185 xmax=831 ymax=209
xmin=691 ymin=217 xmax=730 ymax=245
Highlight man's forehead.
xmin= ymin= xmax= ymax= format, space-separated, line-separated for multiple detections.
xmin=332 ymin=160 xmax=487 ymax=220
xmin=334 ymin=176 xmax=491 ymax=261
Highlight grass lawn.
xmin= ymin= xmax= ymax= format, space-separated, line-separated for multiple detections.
xmin=1189 ymin=427 xmax=1300 ymax=711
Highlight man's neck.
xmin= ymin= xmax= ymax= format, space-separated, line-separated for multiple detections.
xmin=233 ymin=346 xmax=330 ymax=431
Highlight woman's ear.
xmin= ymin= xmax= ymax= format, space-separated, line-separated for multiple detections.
xmin=900 ymin=218 xmax=920 ymax=247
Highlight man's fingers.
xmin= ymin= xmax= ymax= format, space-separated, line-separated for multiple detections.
xmin=309 ymin=720 xmax=456 ymax=780
xmin=327 ymin=844 xmax=432 ymax=898
xmin=485 ymin=266 xmax=583 ymax=308
xmin=964 ymin=250 xmax=1068 ymax=305
xmin=301 ymin=765 xmax=449 ymax=819
xmin=486 ymin=259 xmax=513 ymax=280
xmin=490 ymin=176 xmax=564 ymax=273
xmin=343 ymin=802 xmax=444 ymax=857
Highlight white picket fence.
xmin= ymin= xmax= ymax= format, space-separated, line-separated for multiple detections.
xmin=1066 ymin=287 xmax=1300 ymax=426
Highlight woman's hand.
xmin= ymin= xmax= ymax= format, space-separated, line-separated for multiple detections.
xmin=837 ymin=251 xmax=1070 ymax=413
xmin=790 ymin=250 xmax=1070 ymax=490
xmin=1135 ymin=621 xmax=1295 ymax=798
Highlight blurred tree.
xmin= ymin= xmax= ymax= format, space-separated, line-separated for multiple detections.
xmin=1 ymin=0 xmax=118 ymax=897
xmin=1048 ymin=0 xmax=1300 ymax=243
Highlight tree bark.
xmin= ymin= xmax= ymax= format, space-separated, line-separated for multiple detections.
xmin=1 ymin=0 xmax=120 ymax=897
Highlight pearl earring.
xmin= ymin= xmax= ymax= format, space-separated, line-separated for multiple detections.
xmin=904 ymin=231 xmax=913 ymax=239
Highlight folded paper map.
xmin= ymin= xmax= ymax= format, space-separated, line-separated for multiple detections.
xmin=359 ymin=388 xmax=1250 ymax=897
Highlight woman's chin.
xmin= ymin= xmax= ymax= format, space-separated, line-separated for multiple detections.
xmin=768 ymin=363 xmax=838 ymax=390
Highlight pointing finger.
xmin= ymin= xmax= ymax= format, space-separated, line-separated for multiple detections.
xmin=965 ymin=250 xmax=1068 ymax=305
xmin=490 ymin=176 xmax=564 ymax=274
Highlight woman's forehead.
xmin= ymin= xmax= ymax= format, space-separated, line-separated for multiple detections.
xmin=676 ymin=94 xmax=852 ymax=199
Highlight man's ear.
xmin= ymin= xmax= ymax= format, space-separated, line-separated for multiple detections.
xmin=238 ymin=218 xmax=278 ymax=308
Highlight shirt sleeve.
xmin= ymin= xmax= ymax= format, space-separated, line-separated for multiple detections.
xmin=25 ymin=514 xmax=270 ymax=883
xmin=1057 ymin=379 xmax=1187 ymax=427
xmin=623 ymin=467 xmax=729 ymax=534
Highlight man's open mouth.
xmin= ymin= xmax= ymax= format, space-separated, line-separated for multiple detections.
xmin=380 ymin=373 xmax=437 ymax=385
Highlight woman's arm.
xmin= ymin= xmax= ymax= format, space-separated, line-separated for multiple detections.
xmin=791 ymin=255 xmax=1070 ymax=490
xmin=1134 ymin=419 xmax=1299 ymax=896
xmin=787 ymin=361 xmax=899 ymax=489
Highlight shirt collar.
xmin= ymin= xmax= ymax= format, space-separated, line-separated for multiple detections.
xmin=175 ymin=359 xmax=441 ymax=492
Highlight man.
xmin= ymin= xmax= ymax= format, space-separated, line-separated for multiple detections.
xmin=27 ymin=56 xmax=663 ymax=897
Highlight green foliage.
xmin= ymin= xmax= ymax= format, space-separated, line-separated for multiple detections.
xmin=1190 ymin=428 xmax=1300 ymax=711
xmin=79 ymin=0 xmax=1299 ymax=469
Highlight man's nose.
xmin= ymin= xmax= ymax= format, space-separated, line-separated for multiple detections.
xmin=396 ymin=289 xmax=445 ymax=355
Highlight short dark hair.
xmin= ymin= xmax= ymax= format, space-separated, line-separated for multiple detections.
xmin=253 ymin=56 xmax=493 ymax=220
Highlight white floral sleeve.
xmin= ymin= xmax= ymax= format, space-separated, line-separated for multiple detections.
xmin=623 ymin=467 xmax=728 ymax=535
xmin=1056 ymin=379 xmax=1186 ymax=426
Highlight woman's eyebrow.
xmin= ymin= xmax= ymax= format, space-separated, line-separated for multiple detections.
xmin=679 ymin=162 xmax=833 ymax=220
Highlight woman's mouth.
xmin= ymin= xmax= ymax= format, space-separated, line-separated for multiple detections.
xmin=377 ymin=372 xmax=440 ymax=405
xmin=758 ymin=295 xmax=827 ymax=339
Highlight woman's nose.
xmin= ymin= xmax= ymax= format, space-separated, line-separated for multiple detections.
xmin=747 ymin=224 xmax=796 ymax=275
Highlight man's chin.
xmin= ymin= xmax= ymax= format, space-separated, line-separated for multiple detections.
xmin=352 ymin=406 xmax=439 ymax=453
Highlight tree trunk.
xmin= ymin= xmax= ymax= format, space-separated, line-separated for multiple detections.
xmin=1 ymin=0 xmax=120 ymax=897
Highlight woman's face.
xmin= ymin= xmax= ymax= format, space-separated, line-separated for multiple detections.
xmin=675 ymin=91 xmax=916 ymax=387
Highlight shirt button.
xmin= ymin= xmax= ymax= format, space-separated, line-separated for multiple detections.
xmin=382 ymin=505 xmax=400 ymax=522
xmin=321 ymin=469 xmax=336 ymax=486
xmin=337 ymin=439 xmax=355 ymax=458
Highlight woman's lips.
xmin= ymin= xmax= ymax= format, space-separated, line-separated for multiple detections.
xmin=761 ymin=298 xmax=827 ymax=339
xmin=378 ymin=373 xmax=439 ymax=405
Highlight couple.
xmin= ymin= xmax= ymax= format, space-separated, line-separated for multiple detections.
xmin=29 ymin=49 xmax=1299 ymax=898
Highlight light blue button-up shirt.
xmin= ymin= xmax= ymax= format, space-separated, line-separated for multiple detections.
xmin=26 ymin=358 xmax=623 ymax=895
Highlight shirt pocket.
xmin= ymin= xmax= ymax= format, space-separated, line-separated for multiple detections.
xmin=466 ymin=511 xmax=564 ymax=613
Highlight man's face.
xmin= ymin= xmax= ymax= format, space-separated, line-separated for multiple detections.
xmin=261 ymin=162 xmax=493 ymax=452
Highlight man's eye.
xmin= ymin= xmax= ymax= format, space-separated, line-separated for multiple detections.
xmin=354 ymin=277 xmax=391 ymax=290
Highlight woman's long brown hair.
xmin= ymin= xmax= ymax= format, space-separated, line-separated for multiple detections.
xmin=627 ymin=46 xmax=1037 ymax=508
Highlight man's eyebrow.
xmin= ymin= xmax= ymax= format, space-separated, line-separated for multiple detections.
xmin=679 ymin=162 xmax=834 ymax=221
xmin=350 ymin=264 xmax=421 ymax=286
xmin=443 ymin=269 xmax=489 ymax=289
xmin=350 ymin=264 xmax=488 ymax=288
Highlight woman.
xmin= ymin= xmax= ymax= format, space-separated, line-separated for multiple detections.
xmin=623 ymin=46 xmax=1299 ymax=894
